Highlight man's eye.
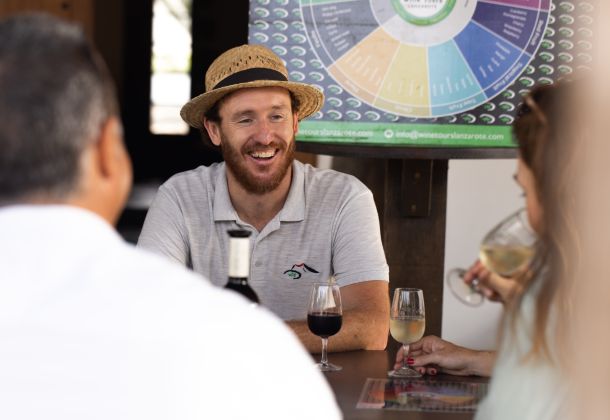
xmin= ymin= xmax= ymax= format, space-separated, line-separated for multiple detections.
xmin=238 ymin=118 xmax=252 ymax=124
xmin=271 ymin=114 xmax=285 ymax=121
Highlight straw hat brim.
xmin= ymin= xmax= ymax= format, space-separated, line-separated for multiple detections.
xmin=180 ymin=80 xmax=324 ymax=130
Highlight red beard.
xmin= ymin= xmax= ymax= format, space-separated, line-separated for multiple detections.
xmin=220 ymin=135 xmax=295 ymax=195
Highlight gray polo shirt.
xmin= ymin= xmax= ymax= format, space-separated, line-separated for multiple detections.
xmin=138 ymin=161 xmax=389 ymax=320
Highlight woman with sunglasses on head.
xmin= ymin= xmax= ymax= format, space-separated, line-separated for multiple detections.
xmin=396 ymin=81 xmax=578 ymax=419
xmin=474 ymin=80 xmax=578 ymax=420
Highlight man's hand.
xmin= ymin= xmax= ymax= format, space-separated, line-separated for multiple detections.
xmin=463 ymin=260 xmax=522 ymax=303
xmin=394 ymin=335 xmax=495 ymax=377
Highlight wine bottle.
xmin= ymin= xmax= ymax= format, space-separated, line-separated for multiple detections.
xmin=224 ymin=229 xmax=259 ymax=304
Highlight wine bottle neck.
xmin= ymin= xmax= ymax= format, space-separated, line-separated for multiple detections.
xmin=228 ymin=237 xmax=250 ymax=278
xmin=227 ymin=277 xmax=249 ymax=285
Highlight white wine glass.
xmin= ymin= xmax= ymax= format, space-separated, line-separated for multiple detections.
xmin=388 ymin=288 xmax=425 ymax=378
xmin=307 ymin=283 xmax=343 ymax=372
xmin=446 ymin=208 xmax=537 ymax=306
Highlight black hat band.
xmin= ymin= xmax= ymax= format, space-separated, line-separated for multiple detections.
xmin=213 ymin=67 xmax=288 ymax=90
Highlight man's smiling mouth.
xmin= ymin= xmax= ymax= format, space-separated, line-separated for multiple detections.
xmin=249 ymin=149 xmax=277 ymax=160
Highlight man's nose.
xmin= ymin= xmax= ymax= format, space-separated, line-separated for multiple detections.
xmin=253 ymin=120 xmax=274 ymax=144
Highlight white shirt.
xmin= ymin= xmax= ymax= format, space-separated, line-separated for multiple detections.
xmin=0 ymin=205 xmax=341 ymax=420
xmin=475 ymin=282 xmax=565 ymax=420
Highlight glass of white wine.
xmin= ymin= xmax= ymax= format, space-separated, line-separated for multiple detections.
xmin=447 ymin=208 xmax=537 ymax=306
xmin=388 ymin=288 xmax=425 ymax=378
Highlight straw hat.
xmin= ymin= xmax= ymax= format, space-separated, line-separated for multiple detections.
xmin=180 ymin=44 xmax=324 ymax=129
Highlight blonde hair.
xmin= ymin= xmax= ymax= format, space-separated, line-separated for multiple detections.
xmin=507 ymin=82 xmax=581 ymax=363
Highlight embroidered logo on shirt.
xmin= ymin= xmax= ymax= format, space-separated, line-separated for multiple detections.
xmin=283 ymin=263 xmax=319 ymax=279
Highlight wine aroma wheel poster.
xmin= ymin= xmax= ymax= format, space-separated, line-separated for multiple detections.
xmin=249 ymin=0 xmax=594 ymax=147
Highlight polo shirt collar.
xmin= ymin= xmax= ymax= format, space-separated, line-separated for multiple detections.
xmin=279 ymin=161 xmax=305 ymax=222
xmin=213 ymin=163 xmax=238 ymax=222
xmin=212 ymin=161 xmax=305 ymax=222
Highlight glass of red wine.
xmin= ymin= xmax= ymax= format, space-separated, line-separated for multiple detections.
xmin=307 ymin=282 xmax=343 ymax=372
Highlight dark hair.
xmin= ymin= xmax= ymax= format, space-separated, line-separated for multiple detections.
xmin=200 ymin=89 xmax=301 ymax=148
xmin=508 ymin=81 xmax=579 ymax=362
xmin=0 ymin=13 xmax=118 ymax=202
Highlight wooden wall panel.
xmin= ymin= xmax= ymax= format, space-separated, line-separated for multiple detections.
xmin=383 ymin=159 xmax=448 ymax=347
xmin=332 ymin=157 xmax=448 ymax=353
xmin=295 ymin=152 xmax=318 ymax=166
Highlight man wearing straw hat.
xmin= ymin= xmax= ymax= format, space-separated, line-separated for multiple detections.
xmin=138 ymin=44 xmax=390 ymax=352
xmin=0 ymin=15 xmax=340 ymax=418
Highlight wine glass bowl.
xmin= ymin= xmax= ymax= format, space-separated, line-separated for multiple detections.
xmin=307 ymin=312 xmax=342 ymax=338
xmin=388 ymin=288 xmax=425 ymax=378
xmin=479 ymin=208 xmax=536 ymax=277
xmin=447 ymin=208 xmax=537 ymax=306
xmin=307 ymin=282 xmax=343 ymax=372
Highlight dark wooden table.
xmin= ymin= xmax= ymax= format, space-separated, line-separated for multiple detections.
xmin=321 ymin=350 xmax=488 ymax=420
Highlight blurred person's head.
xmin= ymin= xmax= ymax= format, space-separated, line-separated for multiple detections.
xmin=0 ymin=14 xmax=131 ymax=224
xmin=508 ymin=81 xmax=581 ymax=362
xmin=567 ymin=13 xmax=610 ymax=414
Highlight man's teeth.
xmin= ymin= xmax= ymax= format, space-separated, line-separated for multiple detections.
xmin=250 ymin=150 xmax=276 ymax=158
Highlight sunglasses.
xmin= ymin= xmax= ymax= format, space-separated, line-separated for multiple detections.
xmin=516 ymin=86 xmax=552 ymax=126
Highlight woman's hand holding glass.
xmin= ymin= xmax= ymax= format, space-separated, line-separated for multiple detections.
xmin=447 ymin=208 xmax=537 ymax=306
xmin=394 ymin=335 xmax=496 ymax=377
xmin=462 ymin=260 xmax=522 ymax=303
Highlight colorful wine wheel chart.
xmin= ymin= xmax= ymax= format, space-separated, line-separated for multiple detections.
xmin=300 ymin=0 xmax=552 ymax=118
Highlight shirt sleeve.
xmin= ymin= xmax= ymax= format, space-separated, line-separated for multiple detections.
xmin=137 ymin=186 xmax=191 ymax=267
xmin=332 ymin=189 xmax=389 ymax=286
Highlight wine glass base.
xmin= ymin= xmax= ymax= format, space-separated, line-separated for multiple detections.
xmin=388 ymin=367 xmax=422 ymax=378
xmin=447 ymin=268 xmax=484 ymax=307
xmin=316 ymin=362 xmax=342 ymax=372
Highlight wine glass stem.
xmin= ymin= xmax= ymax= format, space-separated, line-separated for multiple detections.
xmin=402 ymin=343 xmax=410 ymax=369
xmin=321 ymin=337 xmax=329 ymax=366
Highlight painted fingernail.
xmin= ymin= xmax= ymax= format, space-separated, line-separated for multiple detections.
xmin=407 ymin=358 xmax=414 ymax=365
xmin=430 ymin=368 xmax=437 ymax=375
